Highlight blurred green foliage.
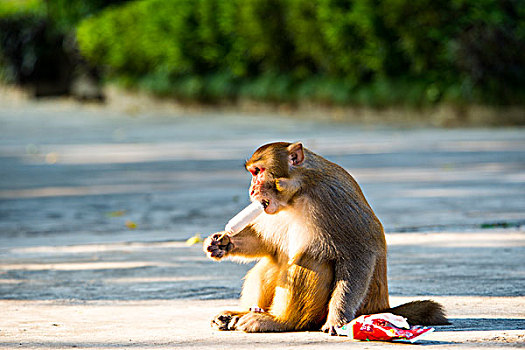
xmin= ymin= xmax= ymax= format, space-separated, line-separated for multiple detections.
xmin=75 ymin=0 xmax=525 ymax=105
xmin=45 ymin=0 xmax=129 ymax=33
xmin=2 ymin=0 xmax=524 ymax=105
xmin=0 ymin=0 xmax=44 ymax=17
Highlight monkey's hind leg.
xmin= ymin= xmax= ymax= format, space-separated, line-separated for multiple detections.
xmin=211 ymin=258 xmax=279 ymax=331
xmin=235 ymin=259 xmax=333 ymax=332
xmin=356 ymin=253 xmax=390 ymax=316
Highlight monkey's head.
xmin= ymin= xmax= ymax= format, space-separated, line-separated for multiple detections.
xmin=245 ymin=142 xmax=305 ymax=214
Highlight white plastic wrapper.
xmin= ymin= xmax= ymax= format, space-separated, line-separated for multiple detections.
xmin=225 ymin=201 xmax=264 ymax=234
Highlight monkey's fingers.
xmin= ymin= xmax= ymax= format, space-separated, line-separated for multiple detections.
xmin=208 ymin=251 xmax=225 ymax=260
xmin=207 ymin=245 xmax=227 ymax=259
xmin=206 ymin=245 xmax=216 ymax=254
xmin=211 ymin=232 xmax=223 ymax=240
xmin=215 ymin=233 xmax=231 ymax=246
xmin=206 ymin=240 xmax=231 ymax=253
xmin=206 ymin=238 xmax=221 ymax=250
xmin=207 ymin=245 xmax=222 ymax=254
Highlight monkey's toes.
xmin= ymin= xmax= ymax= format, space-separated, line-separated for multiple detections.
xmin=211 ymin=313 xmax=239 ymax=331
xmin=321 ymin=323 xmax=338 ymax=336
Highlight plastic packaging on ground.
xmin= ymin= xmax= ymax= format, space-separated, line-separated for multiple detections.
xmin=334 ymin=313 xmax=435 ymax=343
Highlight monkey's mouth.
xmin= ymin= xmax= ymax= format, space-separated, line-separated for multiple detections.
xmin=250 ymin=185 xmax=271 ymax=212
xmin=261 ymin=199 xmax=270 ymax=210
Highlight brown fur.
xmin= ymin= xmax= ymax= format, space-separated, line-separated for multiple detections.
xmin=204 ymin=142 xmax=448 ymax=333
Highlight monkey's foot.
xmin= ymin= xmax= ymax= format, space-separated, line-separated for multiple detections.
xmin=321 ymin=320 xmax=343 ymax=336
xmin=211 ymin=311 xmax=246 ymax=331
xmin=235 ymin=312 xmax=287 ymax=332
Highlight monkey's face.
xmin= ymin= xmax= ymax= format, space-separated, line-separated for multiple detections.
xmin=246 ymin=164 xmax=280 ymax=214
xmin=245 ymin=142 xmax=305 ymax=214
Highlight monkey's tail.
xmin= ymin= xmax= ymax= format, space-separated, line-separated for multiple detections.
xmin=385 ymin=300 xmax=450 ymax=326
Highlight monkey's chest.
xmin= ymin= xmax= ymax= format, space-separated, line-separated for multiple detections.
xmin=253 ymin=212 xmax=307 ymax=262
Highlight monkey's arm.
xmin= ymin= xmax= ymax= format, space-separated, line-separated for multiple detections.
xmin=203 ymin=226 xmax=272 ymax=261
xmin=322 ymin=253 xmax=376 ymax=334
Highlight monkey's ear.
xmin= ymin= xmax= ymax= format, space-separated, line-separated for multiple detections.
xmin=288 ymin=142 xmax=304 ymax=166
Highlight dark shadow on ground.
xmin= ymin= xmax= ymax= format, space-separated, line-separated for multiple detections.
xmin=437 ymin=318 xmax=525 ymax=332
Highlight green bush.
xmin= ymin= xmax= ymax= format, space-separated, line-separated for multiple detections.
xmin=377 ymin=0 xmax=525 ymax=104
xmin=78 ymin=0 xmax=219 ymax=77
xmin=288 ymin=0 xmax=385 ymax=81
xmin=453 ymin=0 xmax=525 ymax=103
xmin=74 ymin=0 xmax=525 ymax=105
xmin=46 ymin=0 xmax=129 ymax=33
xmin=0 ymin=0 xmax=44 ymax=17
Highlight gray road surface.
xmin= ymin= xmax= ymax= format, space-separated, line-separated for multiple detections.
xmin=0 ymin=100 xmax=524 ymax=348
xmin=0 ymin=101 xmax=524 ymax=301
xmin=1 ymin=102 xmax=523 ymax=237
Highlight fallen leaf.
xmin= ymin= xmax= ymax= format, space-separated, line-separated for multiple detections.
xmin=45 ymin=152 xmax=59 ymax=164
xmin=125 ymin=220 xmax=137 ymax=229
xmin=106 ymin=210 xmax=126 ymax=217
xmin=186 ymin=234 xmax=203 ymax=246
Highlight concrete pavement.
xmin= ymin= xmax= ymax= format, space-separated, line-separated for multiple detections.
xmin=0 ymin=97 xmax=524 ymax=348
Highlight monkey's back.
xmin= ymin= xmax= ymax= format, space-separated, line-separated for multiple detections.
xmin=302 ymin=149 xmax=386 ymax=259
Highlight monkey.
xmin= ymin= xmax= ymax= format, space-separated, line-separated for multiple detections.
xmin=203 ymin=142 xmax=448 ymax=334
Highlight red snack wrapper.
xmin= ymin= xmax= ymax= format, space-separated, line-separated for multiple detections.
xmin=334 ymin=313 xmax=434 ymax=343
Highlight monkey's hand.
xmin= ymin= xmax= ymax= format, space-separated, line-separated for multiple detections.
xmin=203 ymin=232 xmax=233 ymax=260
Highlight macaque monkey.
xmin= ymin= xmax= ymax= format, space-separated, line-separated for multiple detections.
xmin=204 ymin=142 xmax=448 ymax=333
